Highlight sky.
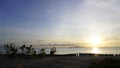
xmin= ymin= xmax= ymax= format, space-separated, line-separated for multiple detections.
xmin=0 ymin=0 xmax=120 ymax=47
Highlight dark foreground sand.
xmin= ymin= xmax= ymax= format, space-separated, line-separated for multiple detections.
xmin=0 ymin=56 xmax=120 ymax=68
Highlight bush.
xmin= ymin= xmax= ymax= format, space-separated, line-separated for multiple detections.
xmin=38 ymin=48 xmax=46 ymax=58
xmin=38 ymin=52 xmax=46 ymax=58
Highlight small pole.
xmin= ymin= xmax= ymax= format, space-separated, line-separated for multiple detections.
xmin=114 ymin=54 xmax=116 ymax=56
xmin=76 ymin=53 xmax=77 ymax=56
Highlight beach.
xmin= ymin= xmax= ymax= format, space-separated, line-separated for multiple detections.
xmin=0 ymin=56 xmax=120 ymax=68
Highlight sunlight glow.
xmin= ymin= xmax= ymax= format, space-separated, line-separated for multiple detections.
xmin=88 ymin=35 xmax=101 ymax=46
xmin=92 ymin=47 xmax=100 ymax=54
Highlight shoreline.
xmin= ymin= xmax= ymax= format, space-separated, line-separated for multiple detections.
xmin=1 ymin=53 xmax=120 ymax=57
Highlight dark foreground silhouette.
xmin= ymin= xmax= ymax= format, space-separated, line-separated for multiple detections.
xmin=0 ymin=56 xmax=120 ymax=68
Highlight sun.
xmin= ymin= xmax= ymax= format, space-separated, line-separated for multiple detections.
xmin=88 ymin=35 xmax=101 ymax=46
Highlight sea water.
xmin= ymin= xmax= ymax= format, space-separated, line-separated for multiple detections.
xmin=34 ymin=47 xmax=120 ymax=55
xmin=0 ymin=46 xmax=120 ymax=55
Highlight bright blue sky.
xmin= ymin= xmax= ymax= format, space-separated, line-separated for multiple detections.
xmin=0 ymin=0 xmax=120 ymax=47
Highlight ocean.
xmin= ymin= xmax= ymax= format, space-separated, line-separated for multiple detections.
xmin=0 ymin=45 xmax=120 ymax=55
xmin=34 ymin=47 xmax=120 ymax=55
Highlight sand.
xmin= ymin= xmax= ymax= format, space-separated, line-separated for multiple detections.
xmin=0 ymin=56 xmax=119 ymax=68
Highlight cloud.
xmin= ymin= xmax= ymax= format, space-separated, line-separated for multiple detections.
xmin=85 ymin=0 xmax=120 ymax=8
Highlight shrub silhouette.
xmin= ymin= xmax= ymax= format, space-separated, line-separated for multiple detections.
xmin=50 ymin=47 xmax=56 ymax=56
xmin=38 ymin=48 xmax=46 ymax=58
xmin=3 ymin=43 xmax=48 ymax=58
xmin=4 ymin=43 xmax=17 ymax=57
xmin=20 ymin=44 xmax=26 ymax=55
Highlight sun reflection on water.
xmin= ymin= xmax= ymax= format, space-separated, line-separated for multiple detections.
xmin=91 ymin=47 xmax=100 ymax=54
